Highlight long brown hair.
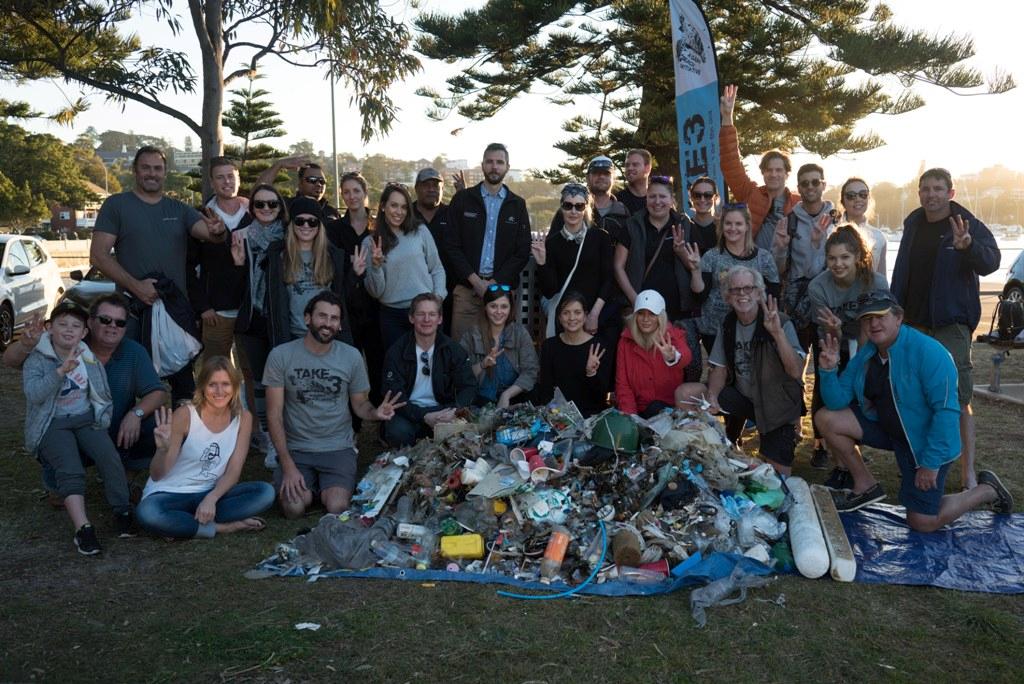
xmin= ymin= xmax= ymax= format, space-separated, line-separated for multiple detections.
xmin=375 ymin=183 xmax=417 ymax=255
xmin=284 ymin=213 xmax=334 ymax=285
xmin=826 ymin=223 xmax=873 ymax=287
xmin=193 ymin=355 xmax=243 ymax=418
xmin=717 ymin=204 xmax=754 ymax=256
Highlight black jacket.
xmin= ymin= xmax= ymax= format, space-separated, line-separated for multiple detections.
xmin=444 ymin=183 xmax=531 ymax=287
xmin=382 ymin=331 xmax=476 ymax=423
xmin=186 ymin=231 xmax=248 ymax=315
xmin=263 ymin=241 xmax=355 ymax=348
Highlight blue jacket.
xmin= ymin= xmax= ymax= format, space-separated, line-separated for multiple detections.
xmin=891 ymin=201 xmax=999 ymax=330
xmin=819 ymin=325 xmax=960 ymax=470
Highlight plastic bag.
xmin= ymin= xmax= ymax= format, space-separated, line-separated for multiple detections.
xmin=150 ymin=299 xmax=201 ymax=376
xmin=690 ymin=564 xmax=773 ymax=627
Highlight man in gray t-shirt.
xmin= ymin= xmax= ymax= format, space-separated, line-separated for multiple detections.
xmin=264 ymin=291 xmax=404 ymax=518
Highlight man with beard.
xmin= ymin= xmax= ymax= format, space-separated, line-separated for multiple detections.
xmin=90 ymin=146 xmax=226 ymax=402
xmin=264 ymin=291 xmax=405 ymax=517
xmin=444 ymin=143 xmax=531 ymax=341
xmin=618 ymin=149 xmax=652 ymax=216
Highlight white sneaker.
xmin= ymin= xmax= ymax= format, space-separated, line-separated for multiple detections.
xmin=263 ymin=440 xmax=278 ymax=470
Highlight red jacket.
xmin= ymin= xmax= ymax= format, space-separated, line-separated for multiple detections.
xmin=719 ymin=125 xmax=800 ymax=238
xmin=615 ymin=325 xmax=691 ymax=415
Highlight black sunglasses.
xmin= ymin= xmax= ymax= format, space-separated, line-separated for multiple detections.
xmin=561 ymin=201 xmax=586 ymax=212
xmin=691 ymin=191 xmax=715 ymax=200
xmin=799 ymin=178 xmax=823 ymax=188
xmin=844 ymin=190 xmax=869 ymax=200
xmin=487 ymin=284 xmax=512 ymax=293
xmin=252 ymin=200 xmax=280 ymax=210
xmin=303 ymin=176 xmax=327 ymax=185
xmin=293 ymin=216 xmax=321 ymax=227
xmin=420 ymin=351 xmax=431 ymax=377
xmin=94 ymin=314 xmax=127 ymax=328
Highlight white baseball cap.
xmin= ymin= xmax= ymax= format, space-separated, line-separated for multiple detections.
xmin=633 ymin=290 xmax=666 ymax=316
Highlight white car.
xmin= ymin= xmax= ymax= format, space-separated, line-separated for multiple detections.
xmin=0 ymin=235 xmax=65 ymax=348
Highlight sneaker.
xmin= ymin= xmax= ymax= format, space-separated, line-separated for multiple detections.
xmin=810 ymin=446 xmax=830 ymax=470
xmin=824 ymin=467 xmax=854 ymax=491
xmin=114 ymin=511 xmax=138 ymax=538
xmin=74 ymin=524 xmax=102 ymax=555
xmin=264 ymin=440 xmax=278 ymax=470
xmin=831 ymin=483 xmax=886 ymax=512
xmin=978 ymin=470 xmax=1014 ymax=515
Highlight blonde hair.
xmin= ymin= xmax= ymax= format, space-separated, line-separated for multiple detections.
xmin=284 ymin=216 xmax=334 ymax=285
xmin=718 ymin=205 xmax=755 ymax=256
xmin=193 ymin=356 xmax=243 ymax=417
xmin=626 ymin=309 xmax=668 ymax=350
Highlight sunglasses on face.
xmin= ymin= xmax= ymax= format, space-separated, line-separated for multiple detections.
xmin=420 ymin=351 xmax=431 ymax=376
xmin=561 ymin=201 xmax=586 ymax=212
xmin=799 ymin=178 xmax=823 ymax=188
xmin=727 ymin=285 xmax=756 ymax=296
xmin=252 ymin=200 xmax=280 ymax=210
xmin=302 ymin=176 xmax=326 ymax=185
xmin=487 ymin=284 xmax=512 ymax=293
xmin=691 ymin=191 xmax=715 ymax=200
xmin=293 ymin=216 xmax=321 ymax=228
xmin=844 ymin=190 xmax=869 ymax=200
xmin=94 ymin=314 xmax=127 ymax=328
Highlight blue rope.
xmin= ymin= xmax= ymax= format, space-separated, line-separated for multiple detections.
xmin=497 ymin=520 xmax=608 ymax=600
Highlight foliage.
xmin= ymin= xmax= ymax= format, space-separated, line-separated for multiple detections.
xmin=415 ymin=0 xmax=1016 ymax=181
xmin=222 ymin=72 xmax=285 ymax=166
xmin=71 ymin=134 xmax=121 ymax=193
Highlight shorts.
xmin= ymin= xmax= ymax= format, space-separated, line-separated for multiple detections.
xmin=716 ymin=385 xmax=796 ymax=467
xmin=274 ymin=448 xmax=358 ymax=494
xmin=852 ymin=405 xmax=951 ymax=516
xmin=917 ymin=323 xmax=973 ymax=406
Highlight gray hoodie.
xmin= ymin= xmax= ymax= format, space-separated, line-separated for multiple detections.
xmin=23 ymin=333 xmax=113 ymax=453
xmin=762 ymin=201 xmax=835 ymax=281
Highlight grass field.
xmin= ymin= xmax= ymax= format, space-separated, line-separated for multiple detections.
xmin=2 ymin=338 xmax=1023 ymax=683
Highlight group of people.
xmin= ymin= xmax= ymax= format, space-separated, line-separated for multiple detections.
xmin=9 ymin=83 xmax=1014 ymax=555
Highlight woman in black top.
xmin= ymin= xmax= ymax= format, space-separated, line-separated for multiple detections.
xmin=688 ymin=176 xmax=719 ymax=255
xmin=532 ymin=182 xmax=615 ymax=338
xmin=535 ymin=291 xmax=610 ymax=416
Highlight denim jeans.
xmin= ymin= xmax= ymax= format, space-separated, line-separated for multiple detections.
xmin=379 ymin=305 xmax=413 ymax=353
xmin=136 ymin=481 xmax=275 ymax=539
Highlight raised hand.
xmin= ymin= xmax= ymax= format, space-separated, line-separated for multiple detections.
xmin=653 ymin=329 xmax=677 ymax=365
xmin=818 ymin=333 xmax=840 ymax=371
xmin=761 ymin=294 xmax=782 ymax=336
xmin=482 ymin=341 xmax=504 ymax=369
xmin=153 ymin=406 xmax=173 ymax=452
xmin=57 ymin=346 xmax=83 ymax=376
xmin=584 ymin=310 xmax=600 ymax=334
xmin=21 ymin=312 xmax=44 ymax=350
xmin=351 ymin=243 xmax=368 ymax=277
xmin=772 ymin=216 xmax=791 ymax=250
xmin=811 ymin=211 xmax=832 ymax=247
xmin=279 ymin=155 xmax=311 ymax=171
xmin=370 ymin=235 xmax=385 ymax=268
xmin=230 ymin=230 xmax=246 ymax=266
xmin=202 ymin=209 xmax=226 ymax=240
xmin=720 ymin=84 xmax=738 ymax=124
xmin=530 ymin=236 xmax=546 ymax=266
xmin=816 ymin=306 xmax=843 ymax=337
xmin=585 ymin=343 xmax=605 ymax=376
xmin=451 ymin=169 xmax=467 ymax=193
xmin=679 ymin=239 xmax=701 ymax=272
xmin=373 ymin=390 xmax=407 ymax=421
xmin=950 ymin=215 xmax=972 ymax=250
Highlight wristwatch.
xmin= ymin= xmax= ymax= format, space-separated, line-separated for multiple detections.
xmin=132 ymin=408 xmax=145 ymax=418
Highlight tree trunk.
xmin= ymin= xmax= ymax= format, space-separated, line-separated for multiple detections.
xmin=193 ymin=0 xmax=225 ymax=201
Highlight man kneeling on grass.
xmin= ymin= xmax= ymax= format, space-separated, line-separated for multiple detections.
xmin=815 ymin=290 xmax=1013 ymax=530
xmin=264 ymin=291 xmax=405 ymax=518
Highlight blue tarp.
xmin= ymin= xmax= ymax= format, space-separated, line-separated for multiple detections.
xmin=253 ymin=551 xmax=775 ymax=598
xmin=843 ymin=504 xmax=1024 ymax=594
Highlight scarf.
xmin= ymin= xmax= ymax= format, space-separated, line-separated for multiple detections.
xmin=245 ymin=219 xmax=285 ymax=313
xmin=560 ymin=223 xmax=588 ymax=245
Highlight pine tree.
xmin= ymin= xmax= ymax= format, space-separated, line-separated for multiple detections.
xmin=222 ymin=73 xmax=286 ymax=167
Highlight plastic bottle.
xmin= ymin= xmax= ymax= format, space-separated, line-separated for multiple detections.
xmin=369 ymin=539 xmax=416 ymax=568
xmin=394 ymin=495 xmax=412 ymax=524
xmin=414 ymin=531 xmax=437 ymax=570
xmin=539 ymin=525 xmax=571 ymax=584
xmin=617 ymin=566 xmax=666 ymax=584
xmin=396 ymin=523 xmax=429 ymax=540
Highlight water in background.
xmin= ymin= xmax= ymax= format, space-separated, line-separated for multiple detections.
xmin=885 ymin=239 xmax=1022 ymax=290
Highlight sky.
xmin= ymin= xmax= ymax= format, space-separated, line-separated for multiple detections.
xmin=6 ymin=0 xmax=1024 ymax=187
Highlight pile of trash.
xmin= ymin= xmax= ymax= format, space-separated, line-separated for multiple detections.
xmin=256 ymin=395 xmax=800 ymax=620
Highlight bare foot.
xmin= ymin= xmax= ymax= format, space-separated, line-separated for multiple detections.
xmin=216 ymin=517 xmax=267 ymax=535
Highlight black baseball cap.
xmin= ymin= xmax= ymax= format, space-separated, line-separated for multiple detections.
xmin=856 ymin=290 xmax=899 ymax=319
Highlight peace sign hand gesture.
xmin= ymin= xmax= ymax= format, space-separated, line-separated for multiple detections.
xmin=811 ymin=211 xmax=832 ymax=247
xmin=653 ymin=329 xmax=678 ymax=365
xmin=370 ymin=236 xmax=385 ymax=268
xmin=816 ymin=306 xmax=843 ymax=338
xmin=482 ymin=342 xmax=504 ymax=369
xmin=761 ymin=294 xmax=782 ymax=337
xmin=230 ymin=229 xmax=246 ymax=266
xmin=679 ymin=239 xmax=701 ymax=272
xmin=153 ymin=406 xmax=173 ymax=452
xmin=530 ymin=236 xmax=546 ymax=266
xmin=351 ymin=243 xmax=368 ymax=276
xmin=818 ymin=333 xmax=840 ymax=371
xmin=373 ymin=391 xmax=407 ymax=421
xmin=57 ymin=346 xmax=83 ymax=376
xmin=950 ymin=215 xmax=972 ymax=251
xmin=585 ymin=343 xmax=605 ymax=377
xmin=773 ymin=216 xmax=791 ymax=251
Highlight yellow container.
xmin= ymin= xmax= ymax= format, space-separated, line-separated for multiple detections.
xmin=440 ymin=533 xmax=485 ymax=560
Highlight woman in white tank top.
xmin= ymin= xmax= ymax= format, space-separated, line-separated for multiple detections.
xmin=136 ymin=357 xmax=274 ymax=539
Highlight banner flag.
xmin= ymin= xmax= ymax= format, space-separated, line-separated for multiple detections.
xmin=669 ymin=0 xmax=722 ymax=213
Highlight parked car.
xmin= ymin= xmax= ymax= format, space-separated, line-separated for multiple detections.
xmin=1004 ymin=251 xmax=1024 ymax=302
xmin=61 ymin=266 xmax=117 ymax=309
xmin=0 ymin=235 xmax=65 ymax=348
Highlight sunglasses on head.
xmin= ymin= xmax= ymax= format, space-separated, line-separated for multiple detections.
xmin=844 ymin=190 xmax=869 ymax=200
xmin=650 ymin=174 xmax=674 ymax=187
xmin=561 ymin=201 xmax=586 ymax=212
xmin=799 ymin=178 xmax=823 ymax=188
xmin=722 ymin=202 xmax=747 ymax=210
xmin=252 ymin=199 xmax=280 ymax=210
xmin=487 ymin=284 xmax=512 ymax=293
xmin=94 ymin=314 xmax=127 ymax=328
xmin=293 ymin=216 xmax=321 ymax=227
xmin=302 ymin=176 xmax=326 ymax=185
xmin=691 ymin=191 xmax=715 ymax=200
